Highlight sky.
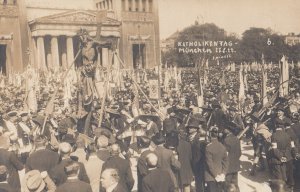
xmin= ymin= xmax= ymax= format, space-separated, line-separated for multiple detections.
xmin=158 ymin=0 xmax=300 ymax=39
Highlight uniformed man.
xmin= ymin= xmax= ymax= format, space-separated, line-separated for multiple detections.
xmin=205 ymin=126 xmax=229 ymax=192
xmin=269 ymin=120 xmax=293 ymax=189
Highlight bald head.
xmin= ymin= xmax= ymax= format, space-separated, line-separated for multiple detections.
xmin=146 ymin=153 xmax=158 ymax=169
xmin=110 ymin=143 xmax=120 ymax=156
xmin=101 ymin=168 xmax=119 ymax=189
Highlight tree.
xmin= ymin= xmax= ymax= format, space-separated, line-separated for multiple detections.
xmin=239 ymin=27 xmax=287 ymax=63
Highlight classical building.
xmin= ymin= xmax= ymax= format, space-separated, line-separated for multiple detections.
xmin=284 ymin=33 xmax=300 ymax=46
xmin=0 ymin=0 xmax=160 ymax=74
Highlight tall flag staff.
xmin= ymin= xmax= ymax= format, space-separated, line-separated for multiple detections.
xmin=261 ymin=54 xmax=268 ymax=106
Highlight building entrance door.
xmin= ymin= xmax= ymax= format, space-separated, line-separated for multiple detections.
xmin=132 ymin=44 xmax=146 ymax=69
xmin=0 ymin=44 xmax=7 ymax=74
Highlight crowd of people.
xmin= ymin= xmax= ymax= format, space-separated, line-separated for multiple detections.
xmin=0 ymin=61 xmax=300 ymax=192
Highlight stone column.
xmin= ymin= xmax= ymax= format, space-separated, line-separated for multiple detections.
xmin=37 ymin=36 xmax=46 ymax=71
xmin=132 ymin=0 xmax=136 ymax=11
xmin=138 ymin=0 xmax=142 ymax=11
xmin=51 ymin=36 xmax=60 ymax=71
xmin=66 ymin=36 xmax=74 ymax=68
xmin=31 ymin=37 xmax=38 ymax=67
xmin=102 ymin=48 xmax=109 ymax=67
xmin=97 ymin=49 xmax=101 ymax=66
xmin=145 ymin=0 xmax=149 ymax=12
xmin=124 ymin=0 xmax=128 ymax=11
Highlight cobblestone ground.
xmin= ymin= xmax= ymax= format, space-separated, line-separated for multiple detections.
xmin=129 ymin=141 xmax=271 ymax=192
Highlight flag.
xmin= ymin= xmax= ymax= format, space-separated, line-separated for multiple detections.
xmin=279 ymin=55 xmax=289 ymax=97
xmin=238 ymin=68 xmax=245 ymax=110
xmin=231 ymin=62 xmax=236 ymax=72
xmin=45 ymin=94 xmax=55 ymax=116
xmin=197 ymin=74 xmax=204 ymax=108
xmin=220 ymin=71 xmax=226 ymax=87
xmin=132 ymin=83 xmax=140 ymax=117
xmin=26 ymin=66 xmax=37 ymax=112
xmin=149 ymin=79 xmax=159 ymax=99
xmin=261 ymin=54 xmax=268 ymax=106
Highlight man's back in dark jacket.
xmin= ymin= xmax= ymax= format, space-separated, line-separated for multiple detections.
xmin=142 ymin=168 xmax=175 ymax=192
xmin=205 ymin=138 xmax=229 ymax=182
xmin=55 ymin=179 xmax=92 ymax=192
xmin=25 ymin=148 xmax=59 ymax=172
xmin=102 ymin=155 xmax=134 ymax=191
xmin=49 ymin=158 xmax=90 ymax=186
xmin=223 ymin=133 xmax=241 ymax=173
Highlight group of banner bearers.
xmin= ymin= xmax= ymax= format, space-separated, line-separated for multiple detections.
xmin=1 ymin=31 xmax=300 ymax=192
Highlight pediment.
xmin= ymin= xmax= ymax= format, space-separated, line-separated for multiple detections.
xmin=33 ymin=10 xmax=97 ymax=24
xmin=31 ymin=10 xmax=121 ymax=26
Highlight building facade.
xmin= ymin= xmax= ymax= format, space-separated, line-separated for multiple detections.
xmin=285 ymin=33 xmax=300 ymax=46
xmin=0 ymin=0 xmax=160 ymax=74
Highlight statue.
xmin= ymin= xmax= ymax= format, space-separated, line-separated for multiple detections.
xmin=76 ymin=28 xmax=115 ymax=108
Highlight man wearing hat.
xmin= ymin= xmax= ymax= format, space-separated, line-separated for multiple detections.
xmin=25 ymin=136 xmax=59 ymax=173
xmin=0 ymin=134 xmax=24 ymax=191
xmin=0 ymin=165 xmax=17 ymax=192
xmin=176 ymin=130 xmax=194 ymax=192
xmin=186 ymin=117 xmax=206 ymax=192
xmin=205 ymin=126 xmax=229 ymax=192
xmin=223 ymin=128 xmax=241 ymax=192
xmin=227 ymin=106 xmax=245 ymax=136
xmin=56 ymin=161 xmax=92 ymax=192
xmin=269 ymin=119 xmax=294 ymax=189
xmin=24 ymin=170 xmax=56 ymax=192
xmin=153 ymin=132 xmax=181 ymax=191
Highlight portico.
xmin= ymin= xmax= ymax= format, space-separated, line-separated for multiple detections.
xmin=29 ymin=10 xmax=121 ymax=70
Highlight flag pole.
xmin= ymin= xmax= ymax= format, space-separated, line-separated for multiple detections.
xmin=40 ymin=49 xmax=81 ymax=134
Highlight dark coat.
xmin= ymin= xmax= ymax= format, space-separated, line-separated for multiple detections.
xmin=155 ymin=145 xmax=181 ymax=186
xmin=112 ymin=182 xmax=129 ymax=192
xmin=49 ymin=158 xmax=90 ymax=186
xmin=190 ymin=133 xmax=206 ymax=177
xmin=0 ymin=149 xmax=24 ymax=190
xmin=223 ymin=133 xmax=241 ymax=173
xmin=270 ymin=129 xmax=293 ymax=163
xmin=205 ymin=138 xmax=229 ymax=182
xmin=141 ymin=168 xmax=175 ymax=192
xmin=137 ymin=150 xmax=154 ymax=192
xmin=55 ymin=179 xmax=92 ymax=192
xmin=177 ymin=138 xmax=194 ymax=186
xmin=101 ymin=155 xmax=134 ymax=191
xmin=0 ymin=183 xmax=18 ymax=192
xmin=25 ymin=148 xmax=59 ymax=172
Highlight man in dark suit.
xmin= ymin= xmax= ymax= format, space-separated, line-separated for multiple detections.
xmin=0 ymin=165 xmax=17 ymax=192
xmin=0 ymin=135 xmax=24 ymax=191
xmin=223 ymin=128 xmax=241 ymax=192
xmin=101 ymin=143 xmax=134 ymax=191
xmin=142 ymin=153 xmax=175 ymax=192
xmin=100 ymin=168 xmax=128 ymax=192
xmin=49 ymin=142 xmax=90 ymax=186
xmin=270 ymin=121 xmax=294 ymax=189
xmin=205 ymin=126 xmax=229 ymax=192
xmin=153 ymin=132 xmax=181 ymax=190
xmin=25 ymin=136 xmax=59 ymax=172
xmin=56 ymin=161 xmax=92 ymax=192
xmin=176 ymin=131 xmax=194 ymax=192
xmin=137 ymin=136 xmax=155 ymax=192
xmin=187 ymin=117 xmax=206 ymax=192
